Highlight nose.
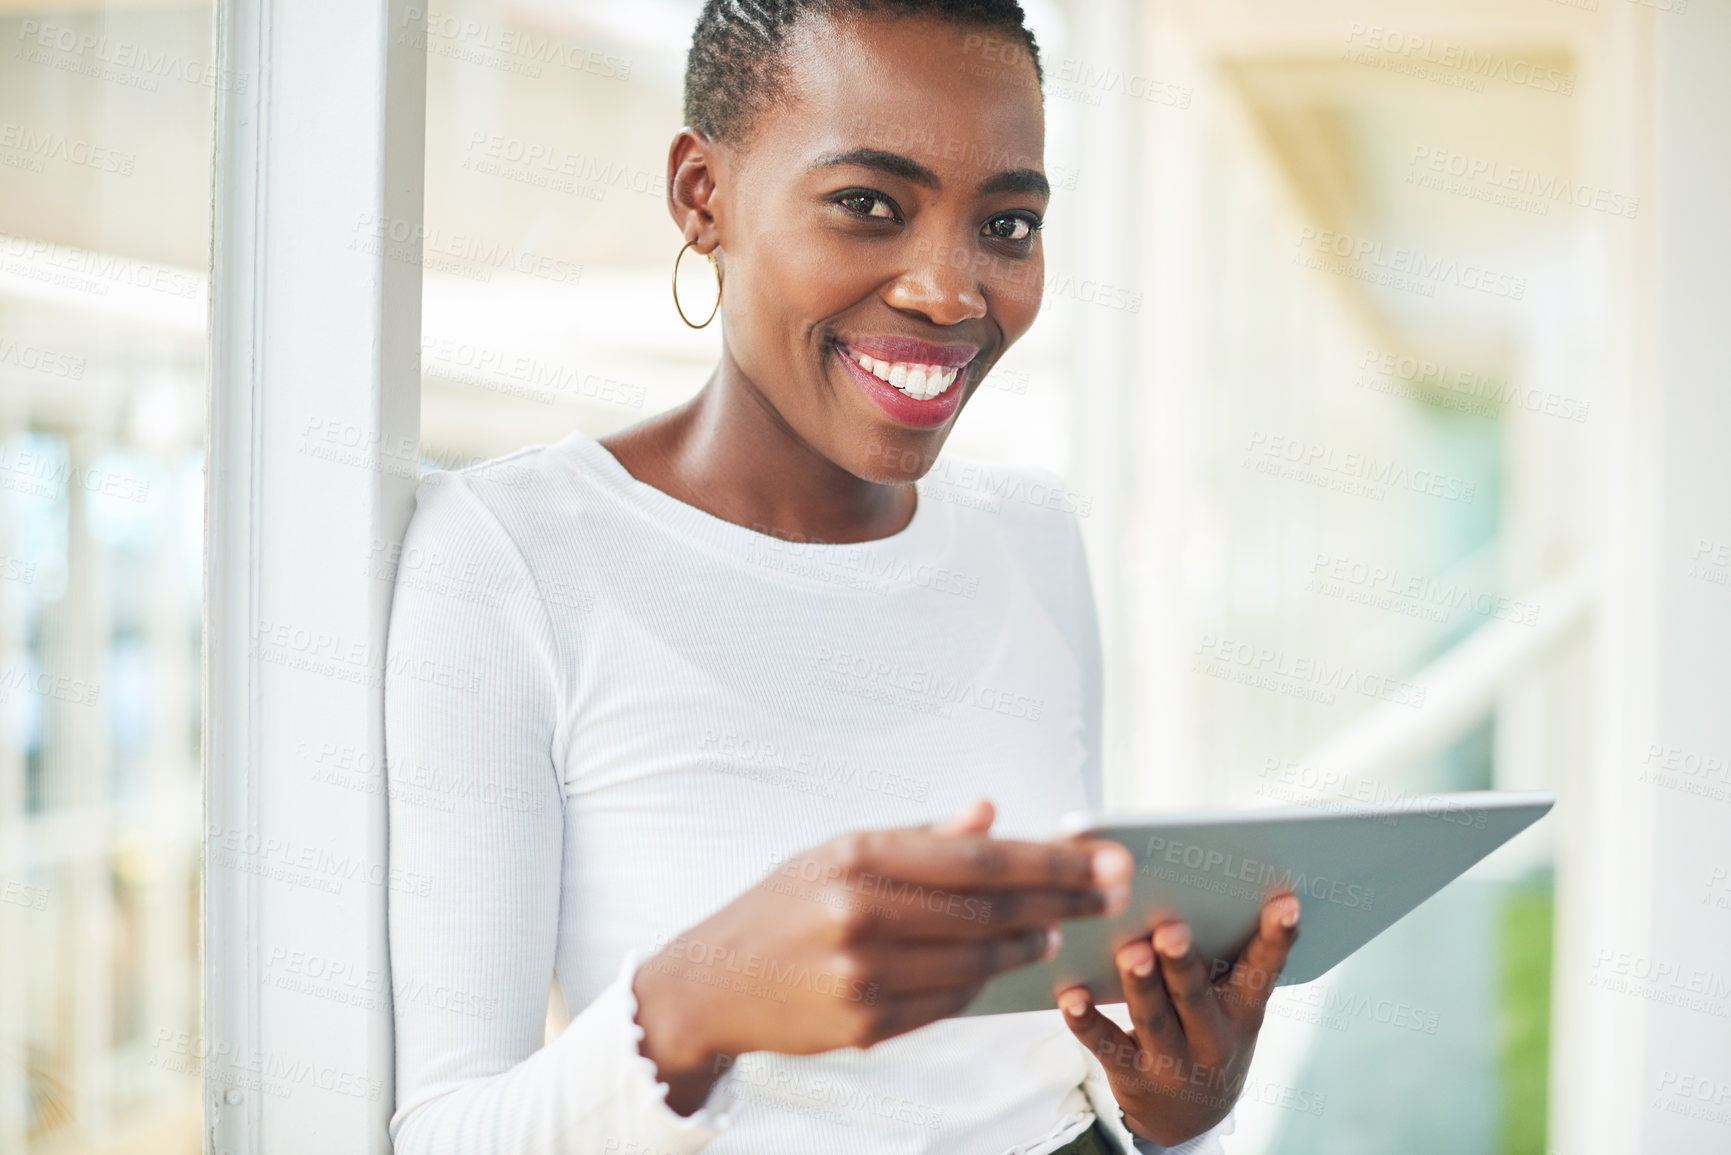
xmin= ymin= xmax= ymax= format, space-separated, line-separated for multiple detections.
xmin=884 ymin=241 xmax=990 ymax=326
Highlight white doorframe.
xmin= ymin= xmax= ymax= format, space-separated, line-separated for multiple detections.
xmin=203 ymin=2 xmax=424 ymax=1151
xmin=1552 ymin=3 xmax=1731 ymax=1151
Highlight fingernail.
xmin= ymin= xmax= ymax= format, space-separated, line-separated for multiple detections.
xmin=1044 ymin=926 xmax=1063 ymax=959
xmin=1093 ymin=844 xmax=1133 ymax=885
xmin=1131 ymin=952 xmax=1154 ymax=979
xmin=1277 ymin=896 xmax=1300 ymax=929
xmin=1059 ymin=988 xmax=1090 ymax=1017
xmin=1154 ymin=922 xmax=1192 ymax=958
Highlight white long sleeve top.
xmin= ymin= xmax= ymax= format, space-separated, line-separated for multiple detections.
xmin=384 ymin=431 xmax=1234 ymax=1155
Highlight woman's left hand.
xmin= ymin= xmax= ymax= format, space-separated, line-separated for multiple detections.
xmin=1055 ymin=892 xmax=1301 ymax=1148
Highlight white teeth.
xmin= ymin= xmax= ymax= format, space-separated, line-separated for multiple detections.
xmin=846 ymin=347 xmax=962 ymax=401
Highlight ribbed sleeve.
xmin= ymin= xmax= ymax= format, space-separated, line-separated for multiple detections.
xmin=385 ymin=472 xmax=735 ymax=1154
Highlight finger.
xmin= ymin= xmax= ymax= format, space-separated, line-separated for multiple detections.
xmin=876 ymin=882 xmax=1119 ymax=939
xmin=864 ymin=925 xmax=1061 ymax=993
xmin=931 ymin=797 xmax=995 ymax=836
xmin=1151 ymin=921 xmax=1229 ymax=1060
xmin=1114 ymin=936 xmax=1184 ymax=1054
xmin=1221 ymin=892 xmax=1300 ymax=1023
xmin=1056 ymin=986 xmax=1141 ymax=1080
xmin=835 ymin=827 xmax=1131 ymax=893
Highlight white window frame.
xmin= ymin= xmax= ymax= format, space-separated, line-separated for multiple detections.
xmin=203 ymin=2 xmax=425 ymax=1151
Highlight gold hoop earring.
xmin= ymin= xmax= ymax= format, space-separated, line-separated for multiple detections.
xmin=672 ymin=240 xmax=723 ymax=329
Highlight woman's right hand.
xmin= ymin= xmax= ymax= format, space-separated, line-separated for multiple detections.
xmin=631 ymin=798 xmax=1134 ymax=1113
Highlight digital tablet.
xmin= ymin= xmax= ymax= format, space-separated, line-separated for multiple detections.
xmin=957 ymin=789 xmax=1554 ymax=1017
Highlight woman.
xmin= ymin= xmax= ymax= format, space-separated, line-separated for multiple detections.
xmin=385 ymin=2 xmax=1299 ymax=1152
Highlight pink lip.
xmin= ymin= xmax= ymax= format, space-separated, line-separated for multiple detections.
xmin=834 ymin=344 xmax=966 ymax=429
xmin=838 ymin=335 xmax=981 ymax=369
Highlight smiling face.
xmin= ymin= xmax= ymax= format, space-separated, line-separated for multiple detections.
xmin=693 ymin=13 xmax=1047 ymax=484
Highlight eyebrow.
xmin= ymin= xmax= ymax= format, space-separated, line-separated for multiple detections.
xmin=812 ymin=148 xmax=1050 ymax=200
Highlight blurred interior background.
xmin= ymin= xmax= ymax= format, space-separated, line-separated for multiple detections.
xmin=0 ymin=0 xmax=1696 ymax=1151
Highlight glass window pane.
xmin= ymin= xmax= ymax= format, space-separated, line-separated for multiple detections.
xmin=1 ymin=4 xmax=212 ymax=1151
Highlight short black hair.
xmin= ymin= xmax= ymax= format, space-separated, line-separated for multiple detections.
xmin=683 ymin=0 xmax=1043 ymax=145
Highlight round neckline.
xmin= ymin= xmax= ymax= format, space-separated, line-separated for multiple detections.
xmin=564 ymin=432 xmax=955 ymax=589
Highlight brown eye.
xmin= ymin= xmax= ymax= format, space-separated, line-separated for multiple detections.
xmin=984 ymin=213 xmax=1039 ymax=243
xmin=839 ymin=192 xmax=899 ymax=221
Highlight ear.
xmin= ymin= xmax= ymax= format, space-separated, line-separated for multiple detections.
xmin=667 ymin=127 xmax=723 ymax=253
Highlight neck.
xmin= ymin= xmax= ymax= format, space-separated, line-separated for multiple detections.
xmin=600 ymin=355 xmax=916 ymax=545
